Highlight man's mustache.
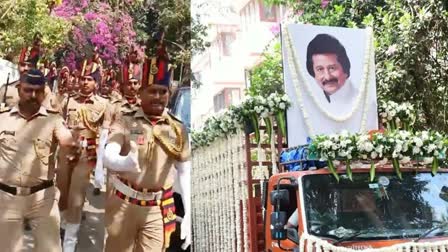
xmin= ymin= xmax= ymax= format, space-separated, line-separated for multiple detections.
xmin=322 ymin=78 xmax=339 ymax=85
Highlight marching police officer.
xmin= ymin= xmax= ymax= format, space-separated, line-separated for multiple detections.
xmin=0 ymin=69 xmax=77 ymax=252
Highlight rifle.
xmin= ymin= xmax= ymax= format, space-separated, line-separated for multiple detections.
xmin=3 ymin=73 xmax=10 ymax=105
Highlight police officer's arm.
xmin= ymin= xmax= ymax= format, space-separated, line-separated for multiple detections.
xmin=54 ymin=116 xmax=77 ymax=147
xmin=103 ymin=118 xmax=140 ymax=172
xmin=175 ymin=126 xmax=192 ymax=250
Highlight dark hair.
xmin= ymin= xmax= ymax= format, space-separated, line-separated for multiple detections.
xmin=306 ymin=34 xmax=351 ymax=78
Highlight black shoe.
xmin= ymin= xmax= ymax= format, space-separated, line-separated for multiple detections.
xmin=60 ymin=228 xmax=65 ymax=241
xmin=24 ymin=219 xmax=31 ymax=231
xmin=93 ymin=188 xmax=101 ymax=195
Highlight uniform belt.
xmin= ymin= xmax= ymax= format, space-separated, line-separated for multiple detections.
xmin=111 ymin=176 xmax=163 ymax=201
xmin=0 ymin=180 xmax=54 ymax=196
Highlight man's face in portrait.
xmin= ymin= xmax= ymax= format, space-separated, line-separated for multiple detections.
xmin=312 ymin=53 xmax=348 ymax=95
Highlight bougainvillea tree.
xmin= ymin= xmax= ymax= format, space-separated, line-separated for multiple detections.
xmin=53 ymin=0 xmax=138 ymax=69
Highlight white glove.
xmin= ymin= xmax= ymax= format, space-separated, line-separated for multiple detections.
xmin=104 ymin=141 xmax=140 ymax=173
xmin=94 ymin=129 xmax=109 ymax=187
xmin=180 ymin=213 xmax=191 ymax=250
xmin=175 ymin=160 xmax=192 ymax=250
xmin=94 ymin=162 xmax=105 ymax=188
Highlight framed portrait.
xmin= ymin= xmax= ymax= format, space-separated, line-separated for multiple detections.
xmin=282 ymin=24 xmax=378 ymax=146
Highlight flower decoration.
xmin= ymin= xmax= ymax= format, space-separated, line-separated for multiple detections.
xmin=192 ymin=93 xmax=291 ymax=149
xmin=378 ymin=101 xmax=416 ymax=131
xmin=310 ymin=130 xmax=448 ymax=181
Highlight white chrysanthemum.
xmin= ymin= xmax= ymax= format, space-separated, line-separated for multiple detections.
xmin=371 ymin=151 xmax=378 ymax=159
xmin=421 ymin=131 xmax=429 ymax=141
xmin=427 ymin=144 xmax=437 ymax=153
xmin=339 ymin=151 xmax=347 ymax=157
xmin=279 ymin=102 xmax=286 ymax=109
xmin=414 ymin=137 xmax=423 ymax=147
xmin=423 ymin=157 xmax=434 ymax=164
xmin=412 ymin=146 xmax=421 ymax=155
xmin=401 ymin=156 xmax=411 ymax=163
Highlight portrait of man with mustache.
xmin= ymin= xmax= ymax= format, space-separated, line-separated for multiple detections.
xmin=306 ymin=33 xmax=352 ymax=103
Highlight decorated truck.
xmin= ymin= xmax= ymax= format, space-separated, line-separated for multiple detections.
xmin=266 ymin=165 xmax=448 ymax=251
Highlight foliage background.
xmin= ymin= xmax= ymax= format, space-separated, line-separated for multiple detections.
xmin=255 ymin=0 xmax=448 ymax=132
xmin=1 ymin=0 xmax=207 ymax=85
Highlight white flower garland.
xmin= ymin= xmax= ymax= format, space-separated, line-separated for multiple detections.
xmin=300 ymin=233 xmax=448 ymax=252
xmin=192 ymin=130 xmax=250 ymax=252
xmin=284 ymin=26 xmax=373 ymax=123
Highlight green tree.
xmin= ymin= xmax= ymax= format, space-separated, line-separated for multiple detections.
xmin=247 ymin=42 xmax=285 ymax=97
xmin=128 ymin=0 xmax=208 ymax=86
xmin=264 ymin=0 xmax=448 ymax=131
xmin=0 ymin=0 xmax=71 ymax=61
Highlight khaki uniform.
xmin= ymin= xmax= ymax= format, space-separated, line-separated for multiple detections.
xmin=105 ymin=108 xmax=190 ymax=252
xmin=0 ymin=81 xmax=61 ymax=111
xmin=0 ymin=105 xmax=73 ymax=252
xmin=57 ymin=94 xmax=112 ymax=224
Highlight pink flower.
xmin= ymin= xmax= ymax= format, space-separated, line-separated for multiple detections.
xmin=321 ymin=0 xmax=331 ymax=8
xmin=270 ymin=24 xmax=280 ymax=35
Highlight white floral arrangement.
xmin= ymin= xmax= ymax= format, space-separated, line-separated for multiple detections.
xmin=192 ymin=93 xmax=291 ymax=149
xmin=378 ymin=101 xmax=416 ymax=130
xmin=309 ymin=130 xmax=447 ymax=181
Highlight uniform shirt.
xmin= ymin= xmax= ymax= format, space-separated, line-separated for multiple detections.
xmin=62 ymin=93 xmax=112 ymax=134
xmin=108 ymin=108 xmax=190 ymax=190
xmin=111 ymin=96 xmax=141 ymax=124
xmin=0 ymin=106 xmax=72 ymax=187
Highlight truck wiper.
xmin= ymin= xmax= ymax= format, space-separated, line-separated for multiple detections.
xmin=333 ymin=229 xmax=371 ymax=245
xmin=414 ymin=222 xmax=448 ymax=242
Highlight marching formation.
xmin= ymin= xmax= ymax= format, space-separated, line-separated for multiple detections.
xmin=0 ymin=33 xmax=191 ymax=252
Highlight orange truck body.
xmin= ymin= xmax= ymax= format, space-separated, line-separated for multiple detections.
xmin=263 ymin=166 xmax=448 ymax=251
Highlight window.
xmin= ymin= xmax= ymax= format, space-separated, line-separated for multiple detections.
xmin=213 ymin=91 xmax=225 ymax=112
xmin=213 ymin=88 xmax=241 ymax=112
xmin=259 ymin=0 xmax=277 ymax=22
xmin=221 ymin=32 xmax=235 ymax=56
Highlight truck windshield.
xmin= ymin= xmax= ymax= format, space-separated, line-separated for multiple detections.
xmin=302 ymin=172 xmax=448 ymax=241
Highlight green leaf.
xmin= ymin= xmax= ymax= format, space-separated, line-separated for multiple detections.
xmin=276 ymin=111 xmax=287 ymax=137
xmin=346 ymin=159 xmax=353 ymax=181
xmin=370 ymin=161 xmax=376 ymax=182
xmin=251 ymin=113 xmax=261 ymax=144
xmin=431 ymin=158 xmax=439 ymax=176
xmin=327 ymin=159 xmax=339 ymax=182
xmin=264 ymin=116 xmax=273 ymax=144
xmin=392 ymin=158 xmax=402 ymax=180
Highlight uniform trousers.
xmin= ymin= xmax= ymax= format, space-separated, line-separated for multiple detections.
xmin=105 ymin=192 xmax=165 ymax=252
xmin=0 ymin=186 xmax=61 ymax=252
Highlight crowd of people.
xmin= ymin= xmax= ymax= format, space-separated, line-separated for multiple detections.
xmin=0 ymin=34 xmax=191 ymax=252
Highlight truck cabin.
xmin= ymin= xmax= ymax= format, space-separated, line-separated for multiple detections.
xmin=265 ymin=168 xmax=448 ymax=251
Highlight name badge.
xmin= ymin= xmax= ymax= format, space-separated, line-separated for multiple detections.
xmin=137 ymin=135 xmax=145 ymax=145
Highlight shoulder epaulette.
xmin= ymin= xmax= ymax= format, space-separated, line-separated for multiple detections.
xmin=168 ymin=111 xmax=183 ymax=124
xmin=122 ymin=110 xmax=137 ymax=116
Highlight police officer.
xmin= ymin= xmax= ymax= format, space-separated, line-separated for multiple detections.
xmin=103 ymin=42 xmax=191 ymax=252
xmin=0 ymin=69 xmax=76 ymax=252
xmin=58 ymin=58 xmax=112 ymax=252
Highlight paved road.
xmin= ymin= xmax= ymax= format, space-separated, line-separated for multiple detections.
xmin=24 ymin=183 xmax=106 ymax=252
